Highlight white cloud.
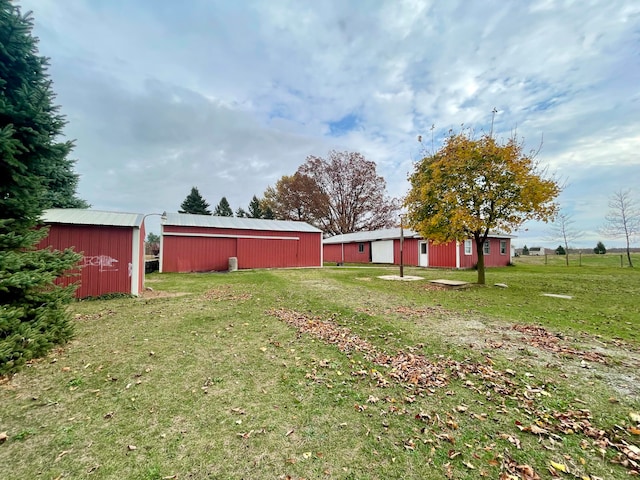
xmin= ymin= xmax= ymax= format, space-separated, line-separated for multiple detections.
xmin=17 ymin=0 xmax=640 ymax=245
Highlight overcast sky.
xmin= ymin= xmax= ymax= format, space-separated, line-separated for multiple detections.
xmin=19 ymin=0 xmax=640 ymax=248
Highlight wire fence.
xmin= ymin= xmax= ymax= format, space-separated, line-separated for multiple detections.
xmin=514 ymin=253 xmax=638 ymax=268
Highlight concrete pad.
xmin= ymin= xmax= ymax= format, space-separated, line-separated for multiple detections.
xmin=378 ymin=275 xmax=424 ymax=281
xmin=542 ymin=293 xmax=573 ymax=299
xmin=430 ymin=279 xmax=469 ymax=287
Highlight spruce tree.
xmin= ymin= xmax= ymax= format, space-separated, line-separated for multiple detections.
xmin=214 ymin=197 xmax=233 ymax=217
xmin=235 ymin=207 xmax=247 ymax=217
xmin=248 ymin=195 xmax=264 ymax=218
xmin=1 ymin=2 xmax=83 ymax=375
xmin=594 ymin=241 xmax=606 ymax=254
xmin=179 ymin=187 xmax=211 ymax=215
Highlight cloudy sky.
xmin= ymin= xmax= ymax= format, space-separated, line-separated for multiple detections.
xmin=19 ymin=0 xmax=640 ymax=247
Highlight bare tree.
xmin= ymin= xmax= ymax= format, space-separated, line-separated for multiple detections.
xmin=548 ymin=212 xmax=581 ymax=266
xmin=265 ymin=151 xmax=399 ymax=235
xmin=602 ymin=189 xmax=639 ymax=267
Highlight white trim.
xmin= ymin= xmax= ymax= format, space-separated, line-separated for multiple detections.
xmin=455 ymin=241 xmax=460 ymax=269
xmin=418 ymin=241 xmax=429 ymax=267
xmin=131 ymin=226 xmax=141 ymax=296
xmin=159 ymin=224 xmax=164 ymax=273
xmin=163 ymin=231 xmax=300 ymax=241
xmin=500 ymin=239 xmax=507 ymax=255
xmin=463 ymin=239 xmax=472 ymax=255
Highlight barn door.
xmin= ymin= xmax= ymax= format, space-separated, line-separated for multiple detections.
xmin=371 ymin=240 xmax=394 ymax=263
xmin=418 ymin=241 xmax=429 ymax=267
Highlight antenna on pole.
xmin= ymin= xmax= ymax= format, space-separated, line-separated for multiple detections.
xmin=490 ymin=108 xmax=498 ymax=137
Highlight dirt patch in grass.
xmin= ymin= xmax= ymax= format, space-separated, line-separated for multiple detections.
xmin=139 ymin=289 xmax=190 ymax=299
xmin=408 ymin=309 xmax=640 ymax=401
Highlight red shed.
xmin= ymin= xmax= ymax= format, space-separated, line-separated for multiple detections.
xmin=323 ymin=228 xmax=513 ymax=269
xmin=160 ymin=213 xmax=323 ymax=272
xmin=39 ymin=209 xmax=146 ymax=298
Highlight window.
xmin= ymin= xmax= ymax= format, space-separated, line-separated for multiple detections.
xmin=500 ymin=240 xmax=507 ymax=255
xmin=464 ymin=239 xmax=472 ymax=255
xmin=483 ymin=241 xmax=490 ymax=255
xmin=420 ymin=243 xmax=427 ymax=254
xmin=358 ymin=243 xmax=365 ymax=253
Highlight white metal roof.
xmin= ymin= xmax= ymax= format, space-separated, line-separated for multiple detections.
xmin=323 ymin=228 xmax=421 ymax=244
xmin=41 ymin=209 xmax=144 ymax=228
xmin=162 ymin=213 xmax=322 ymax=233
xmin=323 ymin=228 xmax=514 ymax=244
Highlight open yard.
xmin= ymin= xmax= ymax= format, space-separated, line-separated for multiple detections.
xmin=2 ymin=261 xmax=639 ymax=479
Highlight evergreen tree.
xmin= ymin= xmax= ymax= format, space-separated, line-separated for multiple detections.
xmin=179 ymin=187 xmax=211 ymax=215
xmin=248 ymin=195 xmax=264 ymax=218
xmin=214 ymin=197 xmax=233 ymax=217
xmin=555 ymin=245 xmax=566 ymax=255
xmin=594 ymin=241 xmax=606 ymax=254
xmin=522 ymin=245 xmax=529 ymax=255
xmin=235 ymin=207 xmax=247 ymax=217
xmin=263 ymin=206 xmax=275 ymax=220
xmin=1 ymin=2 xmax=83 ymax=375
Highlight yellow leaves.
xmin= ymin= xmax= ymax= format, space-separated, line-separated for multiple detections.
xmin=549 ymin=460 xmax=567 ymax=472
xmin=406 ymin=129 xmax=560 ymax=243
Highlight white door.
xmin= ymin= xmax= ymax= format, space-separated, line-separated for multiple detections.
xmin=371 ymin=240 xmax=394 ymax=263
xmin=418 ymin=241 xmax=429 ymax=267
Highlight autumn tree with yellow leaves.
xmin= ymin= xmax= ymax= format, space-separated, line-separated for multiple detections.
xmin=405 ymin=130 xmax=560 ymax=284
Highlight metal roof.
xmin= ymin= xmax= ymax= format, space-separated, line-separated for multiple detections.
xmin=323 ymin=228 xmax=421 ymax=244
xmin=323 ymin=228 xmax=514 ymax=244
xmin=41 ymin=209 xmax=144 ymax=228
xmin=162 ymin=213 xmax=323 ymax=233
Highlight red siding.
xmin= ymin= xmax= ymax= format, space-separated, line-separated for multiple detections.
xmin=325 ymin=236 xmax=511 ymax=269
xmin=428 ymin=241 xmax=458 ymax=267
xmin=323 ymin=242 xmax=371 ymax=263
xmin=161 ymin=225 xmax=321 ymax=272
xmin=393 ymin=239 xmax=419 ymax=266
xmin=459 ymin=238 xmax=511 ymax=268
xmin=38 ymin=224 xmax=138 ymax=298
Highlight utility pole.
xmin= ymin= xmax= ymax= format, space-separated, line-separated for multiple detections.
xmin=399 ymin=215 xmax=405 ymax=278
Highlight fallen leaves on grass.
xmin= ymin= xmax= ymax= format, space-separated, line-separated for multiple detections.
xmin=512 ymin=325 xmax=607 ymax=364
xmin=55 ymin=449 xmax=72 ymax=462
xmin=357 ymin=305 xmax=447 ymax=317
xmin=203 ymin=286 xmax=252 ymax=302
xmin=268 ymin=308 xmax=640 ymax=477
xmin=74 ymin=310 xmax=116 ymax=321
xmin=501 ymin=453 xmax=541 ymax=479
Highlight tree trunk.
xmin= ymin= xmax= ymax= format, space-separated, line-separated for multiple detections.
xmin=626 ymin=236 xmax=634 ymax=267
xmin=475 ymin=239 xmax=486 ymax=285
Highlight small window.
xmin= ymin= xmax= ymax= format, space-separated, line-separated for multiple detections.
xmin=358 ymin=243 xmax=365 ymax=253
xmin=500 ymin=240 xmax=507 ymax=255
xmin=464 ymin=239 xmax=472 ymax=255
xmin=483 ymin=241 xmax=490 ymax=255
xmin=420 ymin=243 xmax=427 ymax=254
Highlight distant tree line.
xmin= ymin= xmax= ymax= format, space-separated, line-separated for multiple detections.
xmin=178 ymin=187 xmax=274 ymax=219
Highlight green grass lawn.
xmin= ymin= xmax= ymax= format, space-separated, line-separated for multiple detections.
xmin=1 ymin=262 xmax=639 ymax=479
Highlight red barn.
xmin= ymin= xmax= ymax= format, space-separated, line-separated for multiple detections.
xmin=39 ymin=209 xmax=146 ymax=298
xmin=160 ymin=213 xmax=322 ymax=272
xmin=323 ymin=228 xmax=513 ymax=268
